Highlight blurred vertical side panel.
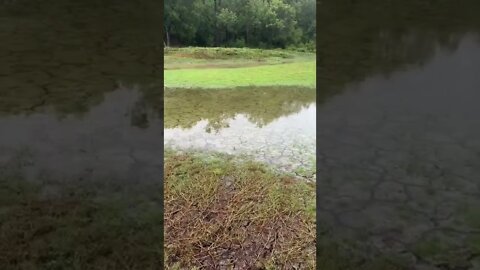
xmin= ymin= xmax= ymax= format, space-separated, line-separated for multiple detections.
xmin=0 ymin=0 xmax=164 ymax=269
xmin=317 ymin=0 xmax=480 ymax=269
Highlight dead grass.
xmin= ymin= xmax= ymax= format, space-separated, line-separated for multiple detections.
xmin=164 ymin=152 xmax=316 ymax=269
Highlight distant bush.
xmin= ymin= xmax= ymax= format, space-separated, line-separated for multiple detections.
xmin=229 ymin=38 xmax=246 ymax=48
xmin=287 ymin=41 xmax=316 ymax=53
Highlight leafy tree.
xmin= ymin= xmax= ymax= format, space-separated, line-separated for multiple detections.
xmin=164 ymin=0 xmax=316 ymax=48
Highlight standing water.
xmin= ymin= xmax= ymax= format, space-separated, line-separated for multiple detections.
xmin=164 ymin=87 xmax=316 ymax=179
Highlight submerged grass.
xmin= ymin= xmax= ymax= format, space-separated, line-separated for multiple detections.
xmin=164 ymin=151 xmax=316 ymax=269
xmin=164 ymin=61 xmax=316 ymax=89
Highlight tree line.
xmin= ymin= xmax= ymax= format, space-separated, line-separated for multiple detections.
xmin=164 ymin=0 xmax=316 ymax=49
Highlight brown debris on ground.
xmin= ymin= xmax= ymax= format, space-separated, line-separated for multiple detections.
xmin=164 ymin=153 xmax=316 ymax=269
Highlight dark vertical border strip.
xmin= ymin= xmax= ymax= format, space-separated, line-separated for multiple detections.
xmin=315 ymin=1 xmax=321 ymax=269
xmin=160 ymin=0 xmax=165 ymax=269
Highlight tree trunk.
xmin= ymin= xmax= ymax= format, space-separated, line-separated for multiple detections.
xmin=165 ymin=25 xmax=170 ymax=47
xmin=214 ymin=0 xmax=218 ymax=46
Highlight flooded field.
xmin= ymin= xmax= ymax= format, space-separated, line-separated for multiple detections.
xmin=164 ymin=87 xmax=316 ymax=179
xmin=318 ymin=1 xmax=480 ymax=268
xmin=162 ymin=29 xmax=316 ymax=270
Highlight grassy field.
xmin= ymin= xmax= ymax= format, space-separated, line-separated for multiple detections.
xmin=165 ymin=61 xmax=315 ymax=88
xmin=164 ymin=151 xmax=315 ymax=269
xmin=164 ymin=47 xmax=316 ymax=88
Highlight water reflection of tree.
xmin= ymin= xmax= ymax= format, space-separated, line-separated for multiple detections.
xmin=164 ymin=86 xmax=315 ymax=132
xmin=318 ymin=0 xmax=480 ymax=101
xmin=0 ymin=0 xmax=161 ymax=116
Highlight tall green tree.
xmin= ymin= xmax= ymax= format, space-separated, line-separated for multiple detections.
xmin=164 ymin=0 xmax=316 ymax=48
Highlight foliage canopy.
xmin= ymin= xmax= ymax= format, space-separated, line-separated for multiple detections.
xmin=164 ymin=0 xmax=316 ymax=48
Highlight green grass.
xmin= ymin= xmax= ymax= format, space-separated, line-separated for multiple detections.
xmin=164 ymin=151 xmax=316 ymax=269
xmin=164 ymin=47 xmax=315 ymax=88
xmin=164 ymin=61 xmax=316 ymax=88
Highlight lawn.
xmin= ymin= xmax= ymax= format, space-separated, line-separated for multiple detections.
xmin=164 ymin=47 xmax=316 ymax=88
xmin=165 ymin=61 xmax=316 ymax=88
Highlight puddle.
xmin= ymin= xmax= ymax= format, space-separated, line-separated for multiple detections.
xmin=164 ymin=87 xmax=316 ymax=178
